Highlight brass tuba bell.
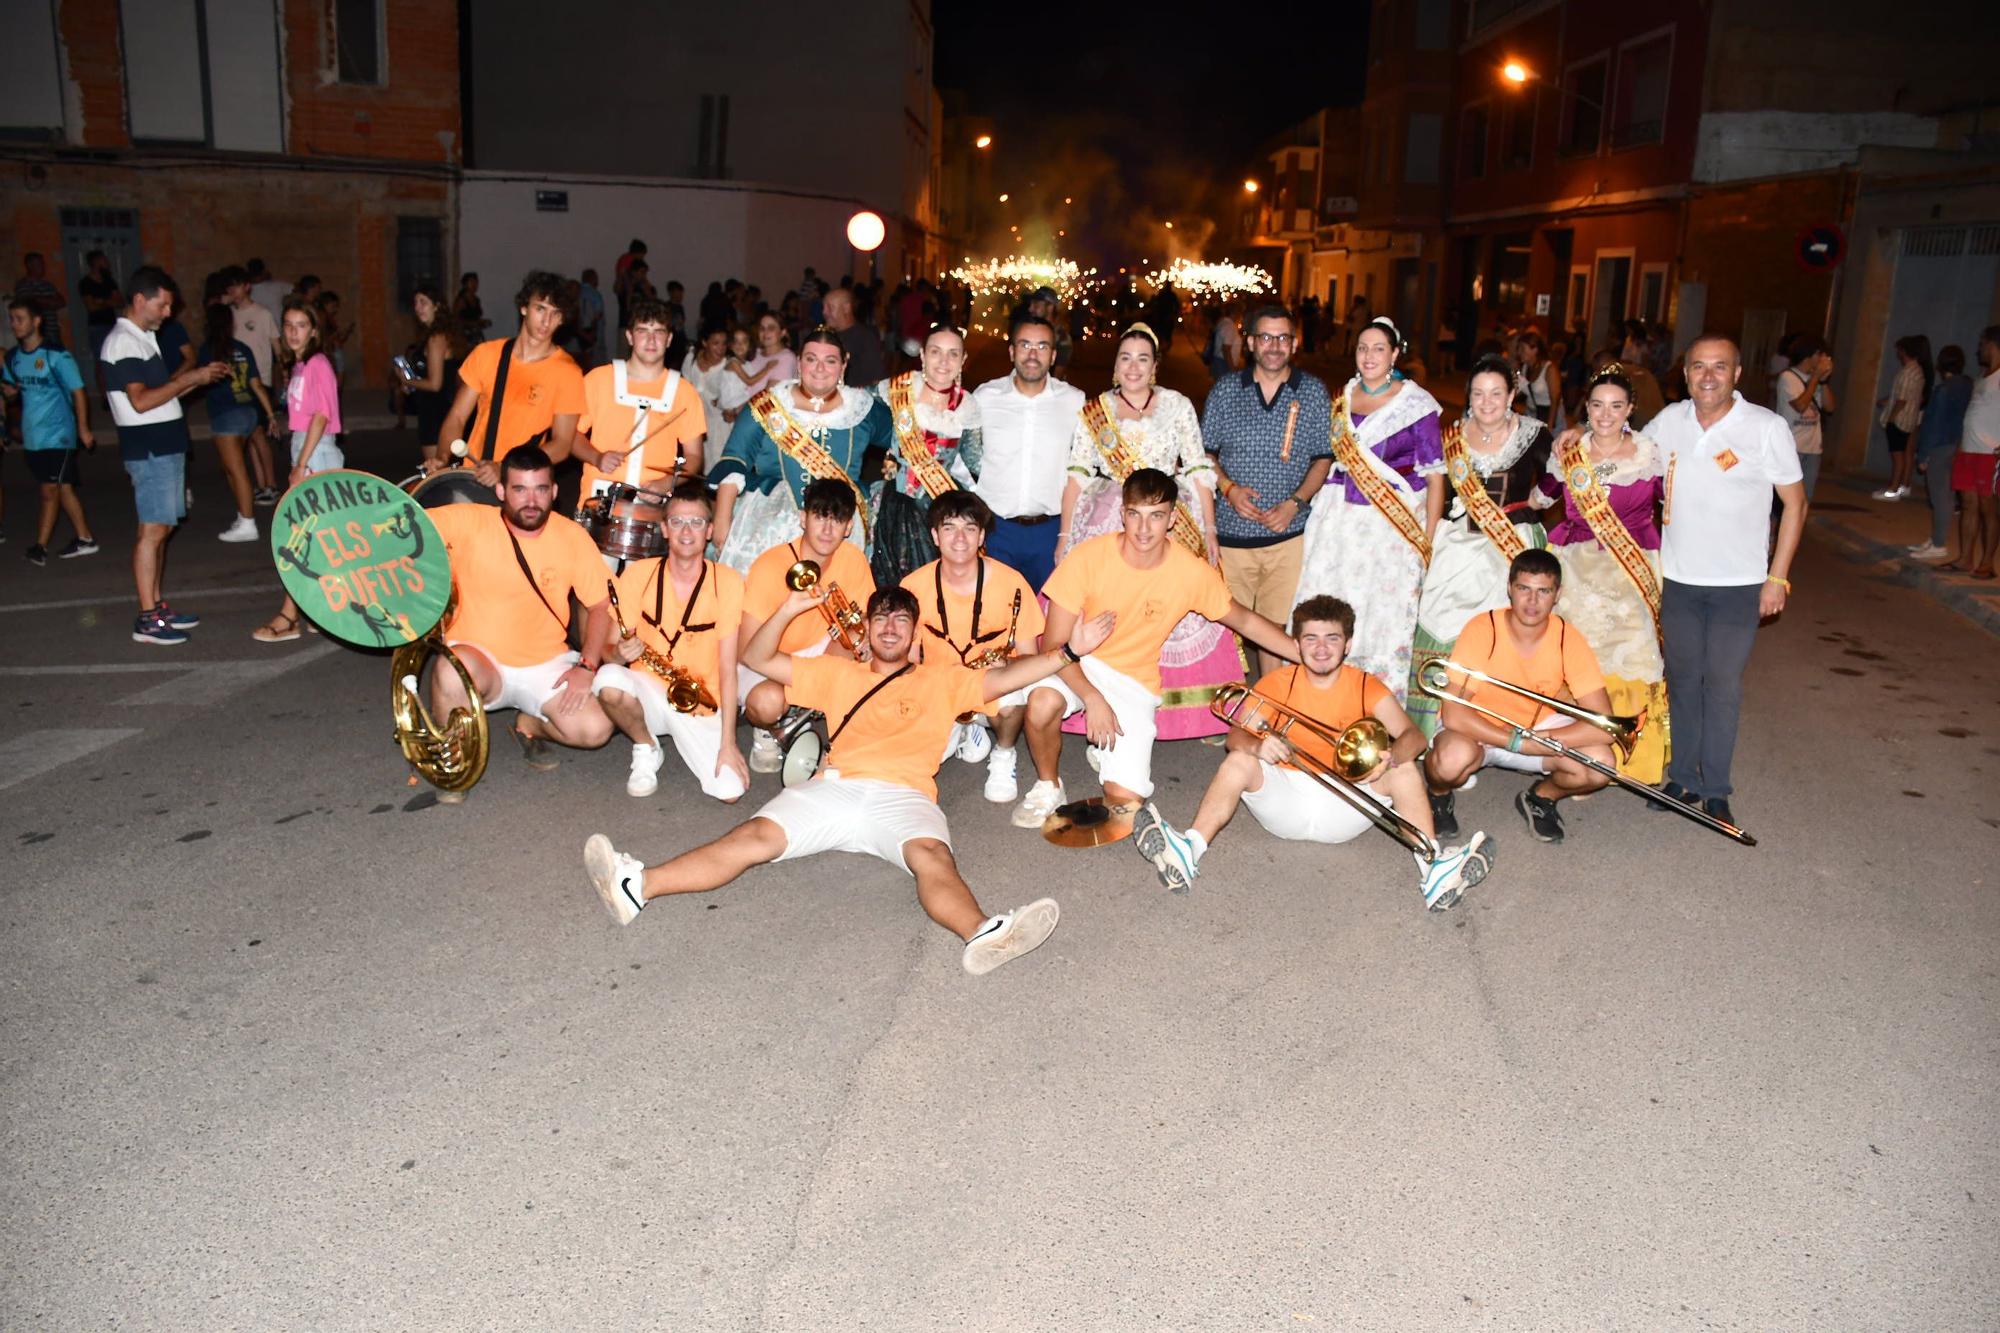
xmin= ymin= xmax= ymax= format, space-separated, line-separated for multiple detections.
xmin=390 ymin=587 xmax=490 ymax=792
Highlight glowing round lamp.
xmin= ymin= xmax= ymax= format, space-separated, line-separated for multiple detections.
xmin=846 ymin=211 xmax=886 ymax=253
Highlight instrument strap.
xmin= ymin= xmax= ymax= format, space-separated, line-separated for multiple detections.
xmin=928 ymin=559 xmax=1000 ymax=661
xmin=645 ymin=558 xmax=715 ymax=651
xmin=503 ymin=519 xmax=571 ymax=635
xmin=824 ymin=663 xmax=916 ymax=758
xmin=477 ymin=337 xmax=515 ymax=462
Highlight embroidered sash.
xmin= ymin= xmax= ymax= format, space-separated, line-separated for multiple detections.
xmin=1443 ymin=420 xmax=1527 ymax=561
xmin=1332 ymin=391 xmax=1431 ymax=564
xmin=1078 ymin=393 xmax=1211 ymax=563
xmin=884 ymin=373 xmax=960 ymax=501
xmin=1555 ymin=432 xmax=1662 ymax=638
xmin=747 ymin=388 xmax=872 ymax=538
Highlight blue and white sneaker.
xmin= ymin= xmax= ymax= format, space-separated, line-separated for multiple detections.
xmin=584 ymin=833 xmax=648 ymax=926
xmin=1418 ymin=831 xmax=1493 ymax=911
xmin=1132 ymin=801 xmax=1200 ymax=894
xmin=132 ymin=609 xmax=189 ymax=646
xmin=154 ymin=601 xmax=200 ymax=629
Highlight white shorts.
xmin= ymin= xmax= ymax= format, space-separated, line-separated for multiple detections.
xmin=452 ymin=643 xmax=579 ymax=721
xmin=1074 ymin=656 xmax=1161 ymax=799
xmin=1241 ymin=761 xmax=1380 ymax=844
xmin=591 ymin=663 xmax=747 ymax=800
xmin=738 ymin=633 xmax=829 ymax=703
xmin=757 ymin=777 xmax=951 ymax=874
xmin=1474 ymin=714 xmax=1564 ymax=774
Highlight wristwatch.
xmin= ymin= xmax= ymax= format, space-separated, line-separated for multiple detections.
xmin=1059 ymin=643 xmax=1083 ymax=665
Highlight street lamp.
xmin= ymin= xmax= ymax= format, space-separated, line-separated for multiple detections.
xmin=975 ymin=134 xmax=993 ymax=149
xmin=847 ymin=209 xmax=885 ymax=281
xmin=1243 ymin=179 xmax=1260 ymax=194
xmin=1502 ymin=59 xmax=1530 ymax=84
xmin=998 ymin=192 xmax=1009 ymax=203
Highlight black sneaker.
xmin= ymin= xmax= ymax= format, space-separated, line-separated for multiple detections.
xmin=254 ymin=486 xmax=279 ymax=506
xmin=25 ymin=544 xmax=48 ymax=566
xmin=1429 ymin=790 xmax=1459 ymax=840
xmin=56 ymin=537 xmax=99 ymax=559
xmin=1646 ymin=780 xmax=1696 ymax=812
xmin=1516 ymin=788 xmax=1565 ymax=843
xmin=1701 ymin=796 xmax=1738 ymax=828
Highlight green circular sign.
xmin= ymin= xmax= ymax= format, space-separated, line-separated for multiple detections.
xmin=270 ymin=470 xmax=452 ymax=647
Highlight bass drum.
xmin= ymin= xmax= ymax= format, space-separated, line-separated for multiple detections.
xmin=402 ymin=468 xmax=501 ymax=509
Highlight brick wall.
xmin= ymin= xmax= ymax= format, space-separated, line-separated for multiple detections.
xmin=282 ymin=0 xmax=461 ymax=164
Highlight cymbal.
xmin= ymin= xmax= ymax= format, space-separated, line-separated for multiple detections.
xmin=1041 ymin=797 xmax=1137 ymax=848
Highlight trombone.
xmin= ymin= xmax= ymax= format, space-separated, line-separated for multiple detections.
xmin=1416 ymin=658 xmax=1757 ymax=846
xmin=1210 ymin=683 xmax=1437 ymax=857
xmin=785 ymin=559 xmax=865 ymax=654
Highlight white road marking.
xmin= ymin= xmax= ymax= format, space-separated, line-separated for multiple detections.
xmin=0 ymin=663 xmax=187 ymax=676
xmin=0 ymin=583 xmax=284 ymax=615
xmin=115 ymin=642 xmax=339 ymax=706
xmin=0 ymin=728 xmax=144 ymax=793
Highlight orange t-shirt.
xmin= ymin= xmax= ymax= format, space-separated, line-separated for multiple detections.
xmin=899 ymin=556 xmax=1046 ymax=667
xmin=788 ymin=655 xmax=988 ymax=801
xmin=1441 ymin=610 xmax=1606 ymax=730
xmin=1251 ymin=664 xmax=1390 ymax=773
xmin=744 ymin=538 xmax=878 ymax=654
xmin=578 ymin=364 xmax=707 ymax=495
xmin=457 ymin=339 xmax=586 ymax=459
xmin=432 ymin=505 xmax=604 ymax=666
xmin=609 ymin=556 xmax=744 ymax=695
xmin=1041 ymin=533 xmax=1234 ymax=693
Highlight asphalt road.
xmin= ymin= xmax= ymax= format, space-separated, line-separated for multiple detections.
xmin=3 ymin=345 xmax=1996 ymax=1331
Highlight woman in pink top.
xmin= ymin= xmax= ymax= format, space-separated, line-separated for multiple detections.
xmin=716 ymin=312 xmax=797 ymax=420
xmin=254 ymin=298 xmax=346 ymax=643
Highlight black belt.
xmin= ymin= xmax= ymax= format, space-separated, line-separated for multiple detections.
xmin=1003 ymin=512 xmax=1057 ymax=526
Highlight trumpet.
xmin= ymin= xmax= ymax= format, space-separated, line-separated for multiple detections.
xmin=1416 ymin=658 xmax=1755 ymax=846
xmin=1210 ymin=683 xmax=1436 ymax=857
xmin=967 ymin=590 xmax=1024 ymax=668
xmin=605 ymin=580 xmax=718 ymax=715
xmin=785 ymin=559 xmax=865 ymax=654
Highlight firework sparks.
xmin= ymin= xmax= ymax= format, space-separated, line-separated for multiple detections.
xmin=1143 ymin=258 xmax=1272 ymax=300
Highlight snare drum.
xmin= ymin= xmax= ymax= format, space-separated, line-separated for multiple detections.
xmin=577 ymin=481 xmax=669 ymax=561
xmin=401 ymin=468 xmax=501 ymax=509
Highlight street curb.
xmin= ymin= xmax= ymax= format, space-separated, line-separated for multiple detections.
xmin=1809 ymin=511 xmax=2000 ymax=640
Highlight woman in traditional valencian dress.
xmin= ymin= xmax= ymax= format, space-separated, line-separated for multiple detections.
xmin=1407 ymin=353 xmax=1553 ymax=736
xmin=1293 ymin=317 xmax=1447 ymax=703
xmin=868 ymin=324 xmax=984 ymax=587
xmin=707 ymin=326 xmax=889 ymax=573
xmin=1529 ymin=363 xmax=1668 ymax=782
xmin=1055 ymin=323 xmax=1238 ymax=740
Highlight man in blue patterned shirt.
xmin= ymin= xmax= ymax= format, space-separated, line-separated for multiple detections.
xmin=1200 ymin=304 xmax=1334 ymax=678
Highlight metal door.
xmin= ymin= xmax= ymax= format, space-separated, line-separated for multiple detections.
xmin=1865 ymin=225 xmax=2000 ymax=472
xmin=58 ymin=206 xmax=141 ymax=386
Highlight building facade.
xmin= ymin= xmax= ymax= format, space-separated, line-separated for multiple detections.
xmin=1 ymin=0 xmax=460 ymax=390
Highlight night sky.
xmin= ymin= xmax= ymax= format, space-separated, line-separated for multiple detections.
xmin=936 ymin=1 xmax=1369 ymax=263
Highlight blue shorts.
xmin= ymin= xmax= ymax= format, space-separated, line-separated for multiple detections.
xmin=211 ymin=403 xmax=258 ymax=437
xmin=125 ymin=453 xmax=188 ymax=526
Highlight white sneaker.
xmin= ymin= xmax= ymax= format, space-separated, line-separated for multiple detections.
xmin=962 ymin=898 xmax=1060 ymax=975
xmin=1418 ymin=831 xmax=1494 ymax=911
xmin=749 ymin=730 xmax=783 ymax=773
xmin=1085 ymin=745 xmax=1104 ymax=774
xmin=1011 ymin=778 xmax=1065 ymax=828
xmin=1132 ymin=801 xmax=1200 ymax=894
xmin=984 ymin=747 xmax=1020 ymax=802
xmin=218 ymin=514 xmax=259 ymax=543
xmin=1871 ymin=487 xmax=1899 ymax=500
xmin=956 ymin=719 xmax=993 ymax=764
xmin=584 ymin=833 xmax=648 ymax=926
xmin=1908 ymin=543 xmax=1949 ymax=561
xmin=626 ymin=741 xmax=665 ymax=797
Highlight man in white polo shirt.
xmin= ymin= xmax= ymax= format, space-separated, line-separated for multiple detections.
xmin=970 ymin=311 xmax=1085 ymax=590
xmin=101 ymin=266 xmax=229 ymax=644
xmin=1645 ymin=333 xmax=1806 ymax=828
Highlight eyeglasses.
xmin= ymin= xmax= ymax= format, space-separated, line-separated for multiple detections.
xmin=1250 ymin=333 xmax=1295 ymax=346
xmin=1012 ymin=340 xmax=1053 ymax=353
xmin=663 ymin=515 xmax=710 ymax=530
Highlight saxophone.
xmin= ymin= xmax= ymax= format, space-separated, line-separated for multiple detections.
xmin=968 ymin=590 xmax=1023 ymax=667
xmin=605 ymin=580 xmax=719 ymax=715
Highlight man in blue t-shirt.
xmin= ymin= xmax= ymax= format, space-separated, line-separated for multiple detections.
xmin=100 ymin=266 xmax=229 ymax=645
xmin=3 ymin=296 xmax=97 ymax=564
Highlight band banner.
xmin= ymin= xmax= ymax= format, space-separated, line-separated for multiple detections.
xmin=270 ymin=470 xmax=451 ymax=647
